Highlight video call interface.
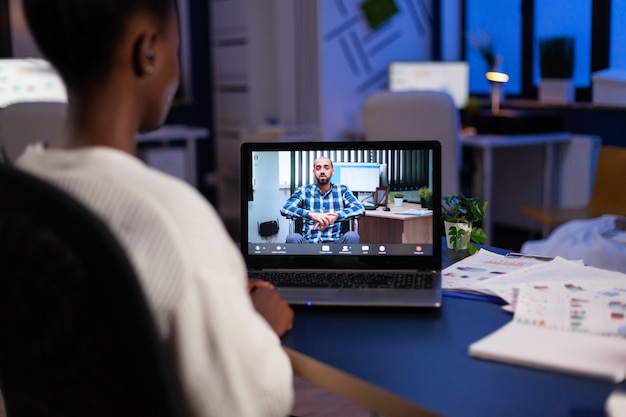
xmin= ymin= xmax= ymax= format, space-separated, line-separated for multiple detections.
xmin=246 ymin=147 xmax=437 ymax=257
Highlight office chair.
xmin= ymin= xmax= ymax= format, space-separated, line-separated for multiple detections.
xmin=288 ymin=217 xmax=359 ymax=236
xmin=520 ymin=145 xmax=626 ymax=237
xmin=362 ymin=90 xmax=461 ymax=198
xmin=0 ymin=165 xmax=187 ymax=417
xmin=0 ymin=102 xmax=67 ymax=162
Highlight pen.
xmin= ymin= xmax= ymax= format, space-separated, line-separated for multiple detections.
xmin=442 ymin=290 xmax=506 ymax=304
xmin=505 ymin=252 xmax=554 ymax=261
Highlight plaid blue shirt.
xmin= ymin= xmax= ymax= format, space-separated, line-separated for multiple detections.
xmin=280 ymin=183 xmax=365 ymax=243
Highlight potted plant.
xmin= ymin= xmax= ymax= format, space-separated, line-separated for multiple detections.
xmin=393 ymin=193 xmax=405 ymax=207
xmin=418 ymin=187 xmax=433 ymax=209
xmin=538 ymin=36 xmax=575 ymax=103
xmin=442 ymin=194 xmax=488 ymax=254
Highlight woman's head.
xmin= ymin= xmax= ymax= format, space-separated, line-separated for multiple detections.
xmin=23 ymin=0 xmax=180 ymax=131
xmin=23 ymin=0 xmax=173 ymax=87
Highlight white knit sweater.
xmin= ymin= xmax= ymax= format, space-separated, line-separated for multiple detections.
xmin=17 ymin=144 xmax=293 ymax=417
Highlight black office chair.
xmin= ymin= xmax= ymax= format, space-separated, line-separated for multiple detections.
xmin=288 ymin=217 xmax=359 ymax=237
xmin=0 ymin=165 xmax=188 ymax=417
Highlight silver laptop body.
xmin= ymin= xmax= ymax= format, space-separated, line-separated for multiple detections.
xmin=240 ymin=141 xmax=442 ymax=308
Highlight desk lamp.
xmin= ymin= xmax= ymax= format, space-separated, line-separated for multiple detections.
xmin=486 ymin=71 xmax=509 ymax=114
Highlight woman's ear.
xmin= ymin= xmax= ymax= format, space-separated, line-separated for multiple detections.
xmin=131 ymin=32 xmax=157 ymax=77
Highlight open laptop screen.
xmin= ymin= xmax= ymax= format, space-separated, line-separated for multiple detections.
xmin=241 ymin=141 xmax=442 ymax=271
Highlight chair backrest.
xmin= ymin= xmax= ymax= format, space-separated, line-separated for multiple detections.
xmin=362 ymin=90 xmax=461 ymax=197
xmin=588 ymin=145 xmax=626 ymax=215
xmin=0 ymin=102 xmax=67 ymax=162
xmin=289 ymin=217 xmax=358 ymax=236
xmin=0 ymin=165 xmax=187 ymax=417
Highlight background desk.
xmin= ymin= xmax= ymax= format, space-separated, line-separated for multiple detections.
xmin=283 ymin=245 xmax=620 ymax=417
xmin=461 ymin=132 xmax=600 ymax=245
xmin=359 ymin=203 xmax=433 ymax=244
xmin=136 ymin=125 xmax=209 ymax=187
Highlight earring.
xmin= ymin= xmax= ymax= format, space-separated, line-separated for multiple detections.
xmin=145 ymin=47 xmax=155 ymax=74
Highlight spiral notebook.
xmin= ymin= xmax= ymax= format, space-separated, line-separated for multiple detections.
xmin=240 ymin=140 xmax=442 ymax=308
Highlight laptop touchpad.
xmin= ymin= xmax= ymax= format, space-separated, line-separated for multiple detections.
xmin=278 ymin=288 xmax=340 ymax=300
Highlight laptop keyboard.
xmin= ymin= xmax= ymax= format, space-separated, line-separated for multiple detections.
xmin=249 ymin=271 xmax=435 ymax=289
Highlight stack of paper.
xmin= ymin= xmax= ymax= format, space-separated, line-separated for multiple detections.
xmin=442 ymin=249 xmax=549 ymax=296
xmin=394 ymin=209 xmax=432 ymax=216
xmin=469 ymin=321 xmax=626 ymax=382
xmin=448 ymin=250 xmax=626 ymax=381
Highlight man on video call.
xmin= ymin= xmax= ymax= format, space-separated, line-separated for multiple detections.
xmin=280 ymin=156 xmax=365 ymax=244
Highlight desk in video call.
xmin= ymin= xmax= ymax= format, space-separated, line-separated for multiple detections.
xmin=359 ymin=203 xmax=433 ymax=244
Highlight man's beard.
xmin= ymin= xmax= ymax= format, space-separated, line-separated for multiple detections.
xmin=317 ymin=177 xmax=329 ymax=185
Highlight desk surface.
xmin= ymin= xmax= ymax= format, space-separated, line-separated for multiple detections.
xmin=136 ymin=124 xmax=209 ymax=142
xmin=283 ymin=245 xmax=620 ymax=417
xmin=460 ymin=131 xmax=572 ymax=149
xmin=364 ymin=202 xmax=431 ymax=219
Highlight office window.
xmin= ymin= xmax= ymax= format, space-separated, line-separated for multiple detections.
xmin=534 ymin=0 xmax=592 ymax=87
xmin=610 ymin=0 xmax=626 ymax=69
xmin=465 ymin=0 xmax=608 ymax=99
xmin=466 ymin=0 xmax=522 ymax=95
xmin=278 ymin=152 xmax=291 ymax=189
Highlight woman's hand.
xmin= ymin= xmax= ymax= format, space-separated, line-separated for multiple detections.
xmin=249 ymin=280 xmax=294 ymax=336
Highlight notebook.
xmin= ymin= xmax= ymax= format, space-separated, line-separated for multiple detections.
xmin=240 ymin=140 xmax=442 ymax=308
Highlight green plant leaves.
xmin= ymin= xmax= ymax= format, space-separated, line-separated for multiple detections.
xmin=442 ymin=194 xmax=488 ymax=224
xmin=443 ymin=194 xmax=488 ymax=252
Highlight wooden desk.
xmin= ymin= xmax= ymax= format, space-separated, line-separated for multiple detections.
xmin=359 ymin=203 xmax=433 ymax=244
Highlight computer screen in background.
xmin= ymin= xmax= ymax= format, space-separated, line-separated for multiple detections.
xmin=388 ymin=61 xmax=469 ymax=109
xmin=0 ymin=58 xmax=67 ymax=108
xmin=332 ymin=162 xmax=381 ymax=193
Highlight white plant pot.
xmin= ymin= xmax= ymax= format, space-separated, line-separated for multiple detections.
xmin=444 ymin=221 xmax=472 ymax=251
xmin=539 ymin=79 xmax=575 ymax=104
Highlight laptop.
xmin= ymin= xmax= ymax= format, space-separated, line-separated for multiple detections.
xmin=240 ymin=140 xmax=442 ymax=308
